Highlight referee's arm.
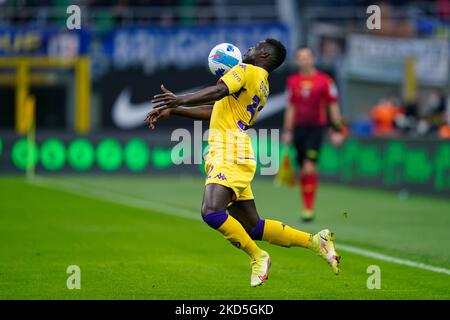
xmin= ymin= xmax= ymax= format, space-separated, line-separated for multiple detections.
xmin=329 ymin=102 xmax=343 ymax=131
xmin=282 ymin=102 xmax=295 ymax=144
xmin=328 ymin=101 xmax=345 ymax=146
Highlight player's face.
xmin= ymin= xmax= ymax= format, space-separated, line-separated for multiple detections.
xmin=243 ymin=46 xmax=256 ymax=64
xmin=243 ymin=41 xmax=265 ymax=64
xmin=296 ymin=49 xmax=315 ymax=71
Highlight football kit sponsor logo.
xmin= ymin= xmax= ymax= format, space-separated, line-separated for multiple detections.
xmin=112 ymin=87 xmax=202 ymax=129
xmin=214 ymin=173 xmax=227 ymax=181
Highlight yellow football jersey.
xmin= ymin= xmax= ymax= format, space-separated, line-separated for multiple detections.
xmin=207 ymin=63 xmax=270 ymax=164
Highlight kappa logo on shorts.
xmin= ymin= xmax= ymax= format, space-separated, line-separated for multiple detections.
xmin=214 ymin=173 xmax=227 ymax=181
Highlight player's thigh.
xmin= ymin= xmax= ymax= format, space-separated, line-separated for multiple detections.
xmin=201 ymin=183 xmax=234 ymax=216
xmin=227 ymin=200 xmax=261 ymax=233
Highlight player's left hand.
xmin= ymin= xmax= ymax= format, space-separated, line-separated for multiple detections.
xmin=144 ymin=108 xmax=172 ymax=129
xmin=152 ymin=85 xmax=182 ymax=110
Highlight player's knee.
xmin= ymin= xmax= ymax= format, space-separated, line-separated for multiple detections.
xmin=248 ymin=219 xmax=265 ymax=240
xmin=201 ymin=200 xmax=226 ymax=217
xmin=200 ymin=203 xmax=209 ymax=217
xmin=239 ymin=221 xmax=254 ymax=234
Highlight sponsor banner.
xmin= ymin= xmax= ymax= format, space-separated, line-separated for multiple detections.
xmin=318 ymin=138 xmax=450 ymax=196
xmin=96 ymin=67 xmax=289 ymax=130
xmin=347 ymin=34 xmax=449 ymax=85
xmin=0 ymin=132 xmax=190 ymax=175
xmin=100 ymin=24 xmax=290 ymax=73
xmin=0 ymin=132 xmax=449 ymax=196
xmin=0 ymin=24 xmax=289 ymax=77
xmin=0 ymin=28 xmax=90 ymax=57
xmin=0 ymin=131 xmax=279 ymax=176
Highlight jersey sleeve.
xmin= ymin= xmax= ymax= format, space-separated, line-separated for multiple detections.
xmin=220 ymin=64 xmax=246 ymax=94
xmin=325 ymin=77 xmax=338 ymax=104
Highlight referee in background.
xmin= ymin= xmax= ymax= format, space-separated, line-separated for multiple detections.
xmin=283 ymin=47 xmax=345 ymax=222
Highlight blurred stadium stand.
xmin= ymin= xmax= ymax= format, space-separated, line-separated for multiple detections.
xmin=0 ymin=0 xmax=281 ymax=27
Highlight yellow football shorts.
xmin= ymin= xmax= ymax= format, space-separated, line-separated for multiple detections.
xmin=204 ymin=157 xmax=256 ymax=202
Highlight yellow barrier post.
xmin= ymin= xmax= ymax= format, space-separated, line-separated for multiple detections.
xmin=23 ymin=95 xmax=36 ymax=180
xmin=16 ymin=59 xmax=29 ymax=134
xmin=75 ymin=57 xmax=91 ymax=134
xmin=403 ymin=56 xmax=417 ymax=104
xmin=0 ymin=56 xmax=92 ymax=135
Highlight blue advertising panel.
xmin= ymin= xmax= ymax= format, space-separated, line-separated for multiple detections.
xmin=0 ymin=28 xmax=90 ymax=56
xmin=100 ymin=24 xmax=290 ymax=71
xmin=0 ymin=24 xmax=289 ymax=70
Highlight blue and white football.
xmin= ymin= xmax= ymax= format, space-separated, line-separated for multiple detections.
xmin=208 ymin=43 xmax=242 ymax=77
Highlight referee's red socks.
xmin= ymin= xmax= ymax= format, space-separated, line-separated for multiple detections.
xmin=300 ymin=173 xmax=318 ymax=211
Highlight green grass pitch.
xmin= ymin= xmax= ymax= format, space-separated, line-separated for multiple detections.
xmin=0 ymin=175 xmax=449 ymax=299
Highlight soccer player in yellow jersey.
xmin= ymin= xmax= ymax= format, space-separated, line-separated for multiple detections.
xmin=146 ymin=39 xmax=340 ymax=287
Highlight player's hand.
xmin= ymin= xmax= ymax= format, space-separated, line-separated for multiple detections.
xmin=151 ymin=85 xmax=182 ymax=110
xmin=144 ymin=108 xmax=172 ymax=129
xmin=282 ymin=130 xmax=293 ymax=145
xmin=329 ymin=130 xmax=345 ymax=146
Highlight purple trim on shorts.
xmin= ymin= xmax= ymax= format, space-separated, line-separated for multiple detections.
xmin=249 ymin=219 xmax=265 ymax=240
xmin=237 ymin=120 xmax=252 ymax=131
xmin=203 ymin=210 xmax=228 ymax=229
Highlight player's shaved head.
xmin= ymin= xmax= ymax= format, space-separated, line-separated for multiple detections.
xmin=261 ymin=38 xmax=287 ymax=72
xmin=243 ymin=38 xmax=286 ymax=72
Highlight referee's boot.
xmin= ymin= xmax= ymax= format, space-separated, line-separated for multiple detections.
xmin=301 ymin=209 xmax=315 ymax=222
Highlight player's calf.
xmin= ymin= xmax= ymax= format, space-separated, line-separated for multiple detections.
xmin=249 ymin=219 xmax=313 ymax=248
xmin=248 ymin=219 xmax=340 ymax=274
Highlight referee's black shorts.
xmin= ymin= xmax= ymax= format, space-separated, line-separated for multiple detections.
xmin=293 ymin=125 xmax=326 ymax=165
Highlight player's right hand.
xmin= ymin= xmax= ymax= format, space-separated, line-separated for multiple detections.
xmin=144 ymin=108 xmax=172 ymax=129
xmin=152 ymin=84 xmax=182 ymax=110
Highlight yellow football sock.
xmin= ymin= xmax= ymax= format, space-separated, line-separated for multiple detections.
xmin=218 ymin=215 xmax=263 ymax=259
xmin=262 ymin=219 xmax=312 ymax=248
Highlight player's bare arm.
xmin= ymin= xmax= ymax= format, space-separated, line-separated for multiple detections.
xmin=151 ymin=82 xmax=229 ymax=111
xmin=172 ymin=105 xmax=214 ymax=120
xmin=145 ymin=104 xmax=214 ymax=129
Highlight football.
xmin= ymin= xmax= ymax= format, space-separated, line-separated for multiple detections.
xmin=208 ymin=43 xmax=242 ymax=77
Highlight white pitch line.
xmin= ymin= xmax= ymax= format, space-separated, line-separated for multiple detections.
xmin=30 ymin=176 xmax=201 ymax=222
xmin=30 ymin=176 xmax=450 ymax=276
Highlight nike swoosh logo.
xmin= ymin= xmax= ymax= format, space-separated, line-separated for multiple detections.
xmin=112 ymin=86 xmax=204 ymax=129
xmin=111 ymin=87 xmax=286 ymax=129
